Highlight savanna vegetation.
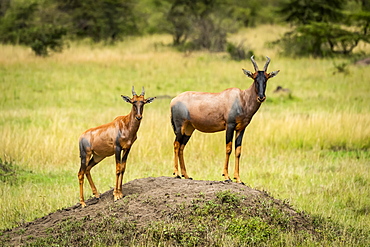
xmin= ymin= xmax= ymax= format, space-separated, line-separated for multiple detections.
xmin=0 ymin=25 xmax=369 ymax=245
xmin=1 ymin=0 xmax=369 ymax=57
xmin=0 ymin=0 xmax=369 ymax=246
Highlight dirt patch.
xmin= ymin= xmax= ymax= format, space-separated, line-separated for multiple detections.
xmin=355 ymin=57 xmax=370 ymax=66
xmin=2 ymin=176 xmax=317 ymax=246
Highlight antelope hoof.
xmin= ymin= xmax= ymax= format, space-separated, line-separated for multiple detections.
xmin=80 ymin=202 xmax=87 ymax=208
xmin=224 ymin=179 xmax=232 ymax=183
xmin=182 ymin=174 xmax=193 ymax=180
xmin=113 ymin=192 xmax=124 ymax=201
xmin=114 ymin=194 xmax=123 ymax=201
xmin=174 ymin=175 xmax=181 ymax=179
xmin=235 ymin=180 xmax=245 ymax=185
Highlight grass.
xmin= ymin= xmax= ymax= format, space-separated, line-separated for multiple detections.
xmin=0 ymin=25 xmax=369 ymax=244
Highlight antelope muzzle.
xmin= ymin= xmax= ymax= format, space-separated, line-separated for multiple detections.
xmin=257 ymin=95 xmax=266 ymax=103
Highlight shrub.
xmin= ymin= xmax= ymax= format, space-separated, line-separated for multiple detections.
xmin=226 ymin=41 xmax=253 ymax=61
xmin=0 ymin=1 xmax=66 ymax=56
xmin=275 ymin=0 xmax=370 ymax=57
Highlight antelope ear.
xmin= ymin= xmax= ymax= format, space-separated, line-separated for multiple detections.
xmin=268 ymin=70 xmax=280 ymax=78
xmin=121 ymin=95 xmax=132 ymax=103
xmin=242 ymin=69 xmax=254 ymax=79
xmin=145 ymin=97 xmax=156 ymax=104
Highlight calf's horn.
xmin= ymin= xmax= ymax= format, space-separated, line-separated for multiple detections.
xmin=250 ymin=55 xmax=259 ymax=71
xmin=141 ymin=87 xmax=145 ymax=96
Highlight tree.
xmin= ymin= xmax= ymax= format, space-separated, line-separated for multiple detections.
xmin=163 ymin=0 xmax=227 ymax=51
xmin=275 ymin=0 xmax=370 ymax=57
xmin=55 ymin=0 xmax=138 ymax=43
xmin=279 ymin=0 xmax=345 ymax=25
xmin=160 ymin=0 xmax=255 ymax=52
xmin=0 ymin=0 xmax=11 ymax=17
xmin=0 ymin=1 xmax=66 ymax=56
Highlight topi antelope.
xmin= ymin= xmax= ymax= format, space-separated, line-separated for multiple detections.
xmin=170 ymin=56 xmax=279 ymax=184
xmin=78 ymin=87 xmax=155 ymax=207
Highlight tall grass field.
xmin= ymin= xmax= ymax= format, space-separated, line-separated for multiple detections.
xmin=0 ymin=25 xmax=369 ymax=243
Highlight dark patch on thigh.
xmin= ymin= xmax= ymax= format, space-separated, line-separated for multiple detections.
xmin=226 ymin=123 xmax=235 ymax=144
xmin=115 ymin=130 xmax=122 ymax=147
xmin=228 ymin=98 xmax=242 ymax=123
xmin=171 ymin=102 xmax=190 ymax=133
xmin=79 ymin=137 xmax=91 ymax=157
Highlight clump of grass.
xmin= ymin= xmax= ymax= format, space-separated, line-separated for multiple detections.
xmin=0 ymin=158 xmax=16 ymax=183
xmin=226 ymin=41 xmax=253 ymax=61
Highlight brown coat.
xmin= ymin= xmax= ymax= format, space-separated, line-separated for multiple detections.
xmin=170 ymin=56 xmax=279 ymax=184
xmin=78 ymin=88 xmax=155 ymax=207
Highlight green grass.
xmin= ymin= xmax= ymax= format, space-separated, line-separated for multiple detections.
xmin=0 ymin=25 xmax=369 ymax=244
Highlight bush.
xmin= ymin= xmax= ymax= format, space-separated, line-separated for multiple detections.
xmin=0 ymin=1 xmax=66 ymax=56
xmin=275 ymin=0 xmax=370 ymax=57
xmin=55 ymin=0 xmax=138 ymax=43
xmin=164 ymin=0 xmax=243 ymax=52
xmin=25 ymin=25 xmax=67 ymax=56
xmin=226 ymin=41 xmax=253 ymax=61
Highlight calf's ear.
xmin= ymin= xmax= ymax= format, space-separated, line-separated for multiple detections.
xmin=268 ymin=70 xmax=280 ymax=78
xmin=121 ymin=95 xmax=132 ymax=103
xmin=145 ymin=97 xmax=156 ymax=104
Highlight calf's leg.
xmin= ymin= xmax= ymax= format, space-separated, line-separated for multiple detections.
xmin=114 ymin=147 xmax=130 ymax=201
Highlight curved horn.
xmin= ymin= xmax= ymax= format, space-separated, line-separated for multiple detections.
xmin=132 ymin=86 xmax=137 ymax=96
xmin=141 ymin=87 xmax=145 ymax=96
xmin=263 ymin=56 xmax=271 ymax=71
xmin=250 ymin=55 xmax=259 ymax=71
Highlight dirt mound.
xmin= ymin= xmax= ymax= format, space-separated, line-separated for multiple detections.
xmin=2 ymin=177 xmax=318 ymax=246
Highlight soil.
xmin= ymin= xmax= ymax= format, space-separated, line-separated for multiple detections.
xmin=355 ymin=57 xmax=370 ymax=66
xmin=1 ymin=176 xmax=317 ymax=246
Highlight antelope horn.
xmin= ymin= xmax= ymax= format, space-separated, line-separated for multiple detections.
xmin=141 ymin=87 xmax=145 ymax=96
xmin=132 ymin=86 xmax=137 ymax=96
xmin=263 ymin=56 xmax=271 ymax=71
xmin=250 ymin=55 xmax=259 ymax=71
